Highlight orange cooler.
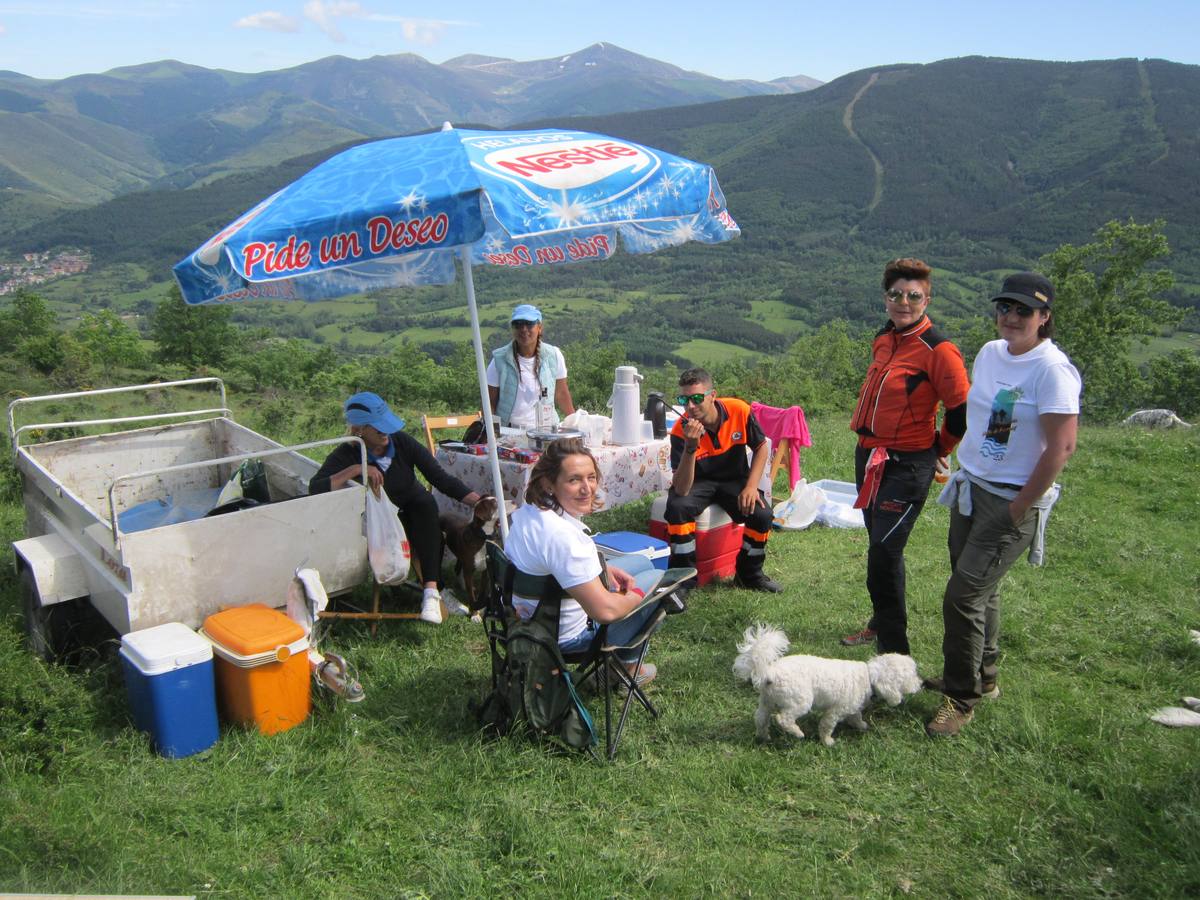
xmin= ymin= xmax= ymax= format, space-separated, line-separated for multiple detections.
xmin=201 ymin=604 xmax=311 ymax=735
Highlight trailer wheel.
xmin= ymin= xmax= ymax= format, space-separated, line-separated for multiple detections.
xmin=19 ymin=566 xmax=61 ymax=661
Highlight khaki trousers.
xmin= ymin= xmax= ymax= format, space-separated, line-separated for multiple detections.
xmin=941 ymin=486 xmax=1037 ymax=709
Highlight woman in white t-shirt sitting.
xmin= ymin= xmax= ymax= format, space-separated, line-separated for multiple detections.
xmin=505 ymin=437 xmax=664 ymax=686
xmin=487 ymin=303 xmax=575 ymax=429
xmin=926 ymin=272 xmax=1081 ymax=737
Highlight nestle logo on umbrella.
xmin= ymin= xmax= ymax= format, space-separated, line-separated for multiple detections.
xmin=487 ymin=140 xmax=650 ymax=189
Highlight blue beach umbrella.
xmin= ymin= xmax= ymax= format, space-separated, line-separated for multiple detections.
xmin=174 ymin=123 xmax=739 ymax=536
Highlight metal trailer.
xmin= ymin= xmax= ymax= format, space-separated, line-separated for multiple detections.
xmin=8 ymin=378 xmax=370 ymax=656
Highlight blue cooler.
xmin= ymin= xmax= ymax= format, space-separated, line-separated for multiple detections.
xmin=594 ymin=531 xmax=670 ymax=570
xmin=120 ymin=622 xmax=220 ymax=758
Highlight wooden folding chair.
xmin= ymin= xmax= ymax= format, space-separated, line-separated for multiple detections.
xmin=422 ymin=411 xmax=482 ymax=453
xmin=769 ymin=436 xmax=799 ymax=487
xmin=318 ymin=559 xmax=434 ymax=636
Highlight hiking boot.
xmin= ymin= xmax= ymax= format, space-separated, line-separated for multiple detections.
xmin=733 ymin=572 xmax=783 ymax=593
xmin=617 ymin=661 xmax=657 ymax=690
xmin=419 ymin=594 xmax=444 ymax=624
xmin=840 ymin=626 xmax=877 ymax=647
xmin=923 ymin=676 xmax=1000 ymax=699
xmin=926 ymin=697 xmax=974 ymax=737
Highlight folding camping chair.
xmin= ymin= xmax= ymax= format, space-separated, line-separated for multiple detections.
xmin=479 ymin=541 xmax=676 ymax=759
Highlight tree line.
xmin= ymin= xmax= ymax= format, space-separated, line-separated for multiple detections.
xmin=1 ymin=220 xmax=1196 ymax=432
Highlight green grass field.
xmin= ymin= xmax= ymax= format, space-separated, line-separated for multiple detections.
xmin=1 ymin=415 xmax=1198 ymax=897
xmin=1132 ymin=331 xmax=1200 ymax=365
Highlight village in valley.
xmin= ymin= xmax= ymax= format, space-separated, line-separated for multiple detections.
xmin=0 ymin=249 xmax=90 ymax=295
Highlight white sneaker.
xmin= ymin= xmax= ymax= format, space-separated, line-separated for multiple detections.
xmin=420 ymin=593 xmax=443 ymax=624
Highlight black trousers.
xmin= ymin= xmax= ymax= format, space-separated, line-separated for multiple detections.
xmin=854 ymin=445 xmax=937 ymax=655
xmin=664 ymin=479 xmax=774 ymax=577
xmin=393 ymin=486 xmax=444 ymax=586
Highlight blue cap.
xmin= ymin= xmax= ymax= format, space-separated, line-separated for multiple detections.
xmin=344 ymin=392 xmax=405 ymax=433
xmin=511 ymin=303 xmax=542 ymax=323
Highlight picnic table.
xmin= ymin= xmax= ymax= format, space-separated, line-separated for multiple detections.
xmin=433 ymin=438 xmax=672 ymax=517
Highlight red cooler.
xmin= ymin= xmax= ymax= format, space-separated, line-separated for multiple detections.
xmin=649 ymin=495 xmax=744 ymax=585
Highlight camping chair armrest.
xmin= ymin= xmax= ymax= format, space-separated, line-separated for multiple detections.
xmin=601 ymin=609 xmax=668 ymax=652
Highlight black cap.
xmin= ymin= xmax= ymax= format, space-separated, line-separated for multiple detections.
xmin=992 ymin=272 xmax=1054 ymax=309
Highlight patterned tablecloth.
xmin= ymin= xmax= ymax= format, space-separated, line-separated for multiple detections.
xmin=433 ymin=439 xmax=672 ymax=518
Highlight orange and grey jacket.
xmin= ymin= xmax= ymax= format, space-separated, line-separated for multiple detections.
xmin=850 ymin=316 xmax=970 ymax=454
xmin=669 ymin=397 xmax=766 ymax=483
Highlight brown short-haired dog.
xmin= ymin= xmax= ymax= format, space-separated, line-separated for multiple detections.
xmin=440 ymin=495 xmax=500 ymax=609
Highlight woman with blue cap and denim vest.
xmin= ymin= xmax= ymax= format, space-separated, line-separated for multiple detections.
xmin=486 ymin=304 xmax=575 ymax=429
xmin=309 ymin=392 xmax=482 ymax=624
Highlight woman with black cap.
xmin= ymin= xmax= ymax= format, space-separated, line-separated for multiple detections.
xmin=926 ymin=272 xmax=1080 ymax=737
xmin=309 ymin=392 xmax=481 ymax=624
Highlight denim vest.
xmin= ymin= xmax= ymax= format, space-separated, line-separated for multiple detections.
xmin=492 ymin=341 xmax=561 ymax=425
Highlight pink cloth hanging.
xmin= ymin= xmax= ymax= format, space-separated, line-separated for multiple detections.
xmin=750 ymin=402 xmax=812 ymax=490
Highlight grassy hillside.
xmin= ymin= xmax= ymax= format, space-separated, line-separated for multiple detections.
xmin=2 ymin=405 xmax=1198 ymax=896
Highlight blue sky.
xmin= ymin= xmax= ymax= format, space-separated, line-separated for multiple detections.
xmin=2 ymin=1 xmax=1198 ymax=83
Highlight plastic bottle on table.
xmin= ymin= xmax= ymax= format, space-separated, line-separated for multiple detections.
xmin=537 ymin=387 xmax=556 ymax=432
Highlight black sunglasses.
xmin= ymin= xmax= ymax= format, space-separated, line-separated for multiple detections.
xmin=994 ymin=300 xmax=1036 ymax=318
xmin=676 ymin=391 xmax=711 ymax=406
xmin=511 ymin=319 xmax=539 ymax=329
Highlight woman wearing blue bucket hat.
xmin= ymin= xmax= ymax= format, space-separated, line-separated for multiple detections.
xmin=309 ymin=392 xmax=482 ymax=624
xmin=486 ymin=303 xmax=575 ymax=429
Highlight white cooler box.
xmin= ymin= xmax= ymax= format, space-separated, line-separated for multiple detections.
xmin=593 ymin=531 xmax=670 ymax=570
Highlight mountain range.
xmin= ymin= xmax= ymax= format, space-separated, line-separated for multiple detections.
xmin=0 ymin=42 xmax=820 ymax=209
xmin=2 ymin=53 xmax=1198 ymax=364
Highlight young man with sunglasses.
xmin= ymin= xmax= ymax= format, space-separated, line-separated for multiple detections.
xmin=665 ymin=367 xmax=781 ymax=595
xmin=844 ymin=258 xmax=971 ymax=655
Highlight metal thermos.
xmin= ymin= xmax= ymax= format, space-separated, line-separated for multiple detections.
xmin=643 ymin=392 xmax=667 ymax=439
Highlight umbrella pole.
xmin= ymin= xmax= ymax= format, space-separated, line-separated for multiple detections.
xmin=460 ymin=247 xmax=509 ymax=542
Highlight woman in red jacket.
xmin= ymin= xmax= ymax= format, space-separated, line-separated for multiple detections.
xmin=842 ymin=258 xmax=970 ymax=655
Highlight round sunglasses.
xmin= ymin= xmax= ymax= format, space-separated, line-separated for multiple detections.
xmin=885 ymin=288 xmax=927 ymax=304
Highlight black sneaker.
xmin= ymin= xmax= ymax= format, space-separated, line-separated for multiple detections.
xmin=661 ymin=590 xmax=688 ymax=615
xmin=671 ymin=580 xmax=697 ymax=604
xmin=733 ymin=572 xmax=783 ymax=593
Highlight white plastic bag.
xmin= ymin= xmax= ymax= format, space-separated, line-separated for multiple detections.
xmin=561 ymin=408 xmax=611 ymax=446
xmin=365 ymin=490 xmax=411 ymax=585
xmin=771 ymin=479 xmax=825 ymax=531
xmin=816 ymin=499 xmax=865 ymax=529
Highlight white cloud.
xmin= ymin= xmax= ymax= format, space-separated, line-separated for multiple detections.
xmin=301 ymin=1 xmax=464 ymax=46
xmin=235 ymin=11 xmax=301 ymax=33
xmin=303 ymin=0 xmax=363 ymax=42
xmin=0 ymin=23 xmax=6 ymax=35
xmin=394 ymin=18 xmax=451 ymax=46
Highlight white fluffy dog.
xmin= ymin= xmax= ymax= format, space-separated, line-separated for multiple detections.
xmin=733 ymin=624 xmax=924 ymax=746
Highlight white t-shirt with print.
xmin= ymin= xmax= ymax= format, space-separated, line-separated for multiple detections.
xmin=957 ymin=339 xmax=1081 ymax=485
xmin=503 ymin=502 xmax=600 ymax=644
xmin=486 ymin=345 xmax=568 ymax=428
